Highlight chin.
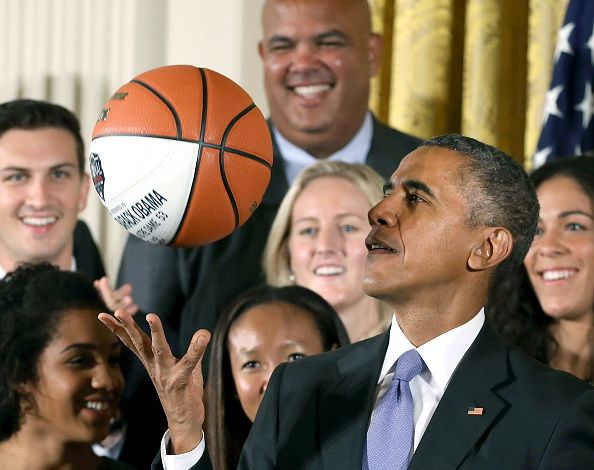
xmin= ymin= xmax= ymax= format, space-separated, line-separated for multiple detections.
xmin=541 ymin=303 xmax=574 ymax=320
xmin=362 ymin=283 xmax=385 ymax=301
xmin=362 ymin=274 xmax=382 ymax=295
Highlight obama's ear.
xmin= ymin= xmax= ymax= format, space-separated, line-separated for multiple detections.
xmin=468 ymin=228 xmax=513 ymax=271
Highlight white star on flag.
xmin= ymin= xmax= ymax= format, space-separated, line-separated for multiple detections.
xmin=533 ymin=146 xmax=553 ymax=168
xmin=587 ymin=22 xmax=594 ymax=65
xmin=542 ymin=85 xmax=564 ymax=124
xmin=575 ymin=83 xmax=594 ymax=128
xmin=555 ymin=23 xmax=576 ymax=61
xmin=534 ymin=0 xmax=594 ymax=166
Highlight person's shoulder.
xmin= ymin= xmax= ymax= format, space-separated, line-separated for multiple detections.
xmin=282 ymin=331 xmax=388 ymax=376
xmin=367 ymin=115 xmax=421 ymax=178
xmin=370 ymin=115 xmax=422 ymax=148
xmin=508 ymin=346 xmax=593 ymax=400
xmin=98 ymin=456 xmax=138 ymax=470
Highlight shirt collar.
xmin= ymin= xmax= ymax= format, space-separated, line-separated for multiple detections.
xmin=273 ymin=112 xmax=373 ymax=184
xmin=379 ymin=308 xmax=485 ymax=393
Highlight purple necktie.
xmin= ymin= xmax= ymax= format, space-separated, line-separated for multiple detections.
xmin=363 ymin=349 xmax=426 ymax=470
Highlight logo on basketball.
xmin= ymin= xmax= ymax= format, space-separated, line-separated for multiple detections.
xmin=89 ymin=152 xmax=106 ymax=202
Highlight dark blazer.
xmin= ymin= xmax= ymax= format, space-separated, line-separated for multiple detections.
xmin=117 ymin=116 xmax=421 ymax=353
xmin=238 ymin=323 xmax=594 ymax=469
xmin=152 ymin=322 xmax=594 ymax=469
xmin=73 ymin=219 xmax=106 ymax=280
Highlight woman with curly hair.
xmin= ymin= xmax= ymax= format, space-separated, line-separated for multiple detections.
xmin=489 ymin=157 xmax=594 ymax=383
xmin=0 ymin=263 xmax=132 ymax=469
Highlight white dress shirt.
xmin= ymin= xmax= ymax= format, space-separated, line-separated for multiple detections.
xmin=161 ymin=309 xmax=485 ymax=469
xmin=275 ymin=112 xmax=373 ymax=184
xmin=377 ymin=309 xmax=485 ymax=451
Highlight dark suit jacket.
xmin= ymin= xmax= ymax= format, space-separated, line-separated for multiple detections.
xmin=117 ymin=116 xmax=421 ymax=354
xmin=152 ymin=323 xmax=594 ymax=469
xmin=73 ymin=219 xmax=106 ymax=280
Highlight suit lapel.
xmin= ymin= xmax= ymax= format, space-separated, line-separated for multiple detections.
xmin=409 ymin=324 xmax=511 ymax=469
xmin=365 ymin=117 xmax=399 ymax=179
xmin=319 ymin=332 xmax=389 ymax=470
xmin=262 ymin=121 xmax=289 ymax=206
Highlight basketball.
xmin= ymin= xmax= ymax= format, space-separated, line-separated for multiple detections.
xmin=89 ymin=65 xmax=273 ymax=247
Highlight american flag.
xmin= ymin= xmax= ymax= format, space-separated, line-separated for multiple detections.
xmin=534 ymin=0 xmax=594 ymax=168
xmin=467 ymin=406 xmax=484 ymax=416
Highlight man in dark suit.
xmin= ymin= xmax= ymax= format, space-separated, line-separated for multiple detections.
xmin=102 ymin=134 xmax=594 ymax=469
xmin=116 ymin=0 xmax=420 ymax=349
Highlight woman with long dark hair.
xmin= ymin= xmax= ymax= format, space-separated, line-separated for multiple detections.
xmin=204 ymin=284 xmax=349 ymax=470
xmin=489 ymin=157 xmax=594 ymax=383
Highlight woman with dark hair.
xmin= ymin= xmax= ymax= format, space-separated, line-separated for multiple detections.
xmin=489 ymin=157 xmax=594 ymax=383
xmin=0 ymin=263 xmax=132 ymax=469
xmin=204 ymin=284 xmax=350 ymax=470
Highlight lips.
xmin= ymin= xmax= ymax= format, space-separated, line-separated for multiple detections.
xmin=292 ymin=83 xmax=332 ymax=97
xmin=539 ymin=269 xmax=577 ymax=282
xmin=83 ymin=400 xmax=111 ymax=412
xmin=21 ymin=215 xmax=58 ymax=227
xmin=314 ymin=265 xmax=346 ymax=276
xmin=286 ymin=69 xmax=335 ymax=98
xmin=365 ymin=232 xmax=399 ymax=254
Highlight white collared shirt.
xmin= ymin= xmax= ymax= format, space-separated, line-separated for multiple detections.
xmin=377 ymin=309 xmax=485 ymax=451
xmin=161 ymin=309 xmax=485 ymax=469
xmin=274 ymin=112 xmax=373 ymax=184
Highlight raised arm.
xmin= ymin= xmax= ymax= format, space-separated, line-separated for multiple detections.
xmin=98 ymin=309 xmax=210 ymax=454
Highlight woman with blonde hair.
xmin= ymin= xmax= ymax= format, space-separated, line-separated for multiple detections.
xmin=263 ymin=161 xmax=391 ymax=341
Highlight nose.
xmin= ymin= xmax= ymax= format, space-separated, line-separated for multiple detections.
xmin=315 ymin=225 xmax=342 ymax=254
xmin=91 ymin=363 xmax=123 ymax=392
xmin=291 ymin=41 xmax=319 ymax=70
xmin=534 ymin=228 xmax=569 ymax=257
xmin=25 ymin=178 xmax=52 ymax=208
xmin=260 ymin=366 xmax=274 ymax=396
xmin=368 ymin=197 xmax=398 ymax=227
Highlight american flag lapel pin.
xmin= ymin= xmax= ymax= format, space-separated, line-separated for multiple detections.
xmin=467 ymin=406 xmax=484 ymax=416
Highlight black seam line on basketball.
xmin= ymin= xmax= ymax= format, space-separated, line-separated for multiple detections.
xmin=201 ymin=143 xmax=272 ymax=170
xmin=131 ymin=79 xmax=182 ymax=140
xmin=91 ymin=133 xmax=271 ymax=170
xmin=170 ymin=67 xmax=207 ymax=245
xmin=219 ymin=103 xmax=258 ymax=229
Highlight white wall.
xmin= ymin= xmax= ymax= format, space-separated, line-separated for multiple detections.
xmin=166 ymin=0 xmax=268 ymax=115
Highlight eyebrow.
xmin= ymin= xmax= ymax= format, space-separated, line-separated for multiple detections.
xmin=557 ymin=210 xmax=594 ymax=220
xmin=60 ymin=341 xmax=121 ymax=354
xmin=61 ymin=343 xmax=96 ymax=354
xmin=383 ymin=179 xmax=436 ymax=198
xmin=293 ymin=212 xmax=367 ymax=223
xmin=0 ymin=162 xmax=77 ymax=172
xmin=314 ymin=29 xmax=350 ymax=43
xmin=266 ymin=29 xmax=350 ymax=47
xmin=236 ymin=346 xmax=258 ymax=356
xmin=403 ymin=179 xmax=435 ymax=198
